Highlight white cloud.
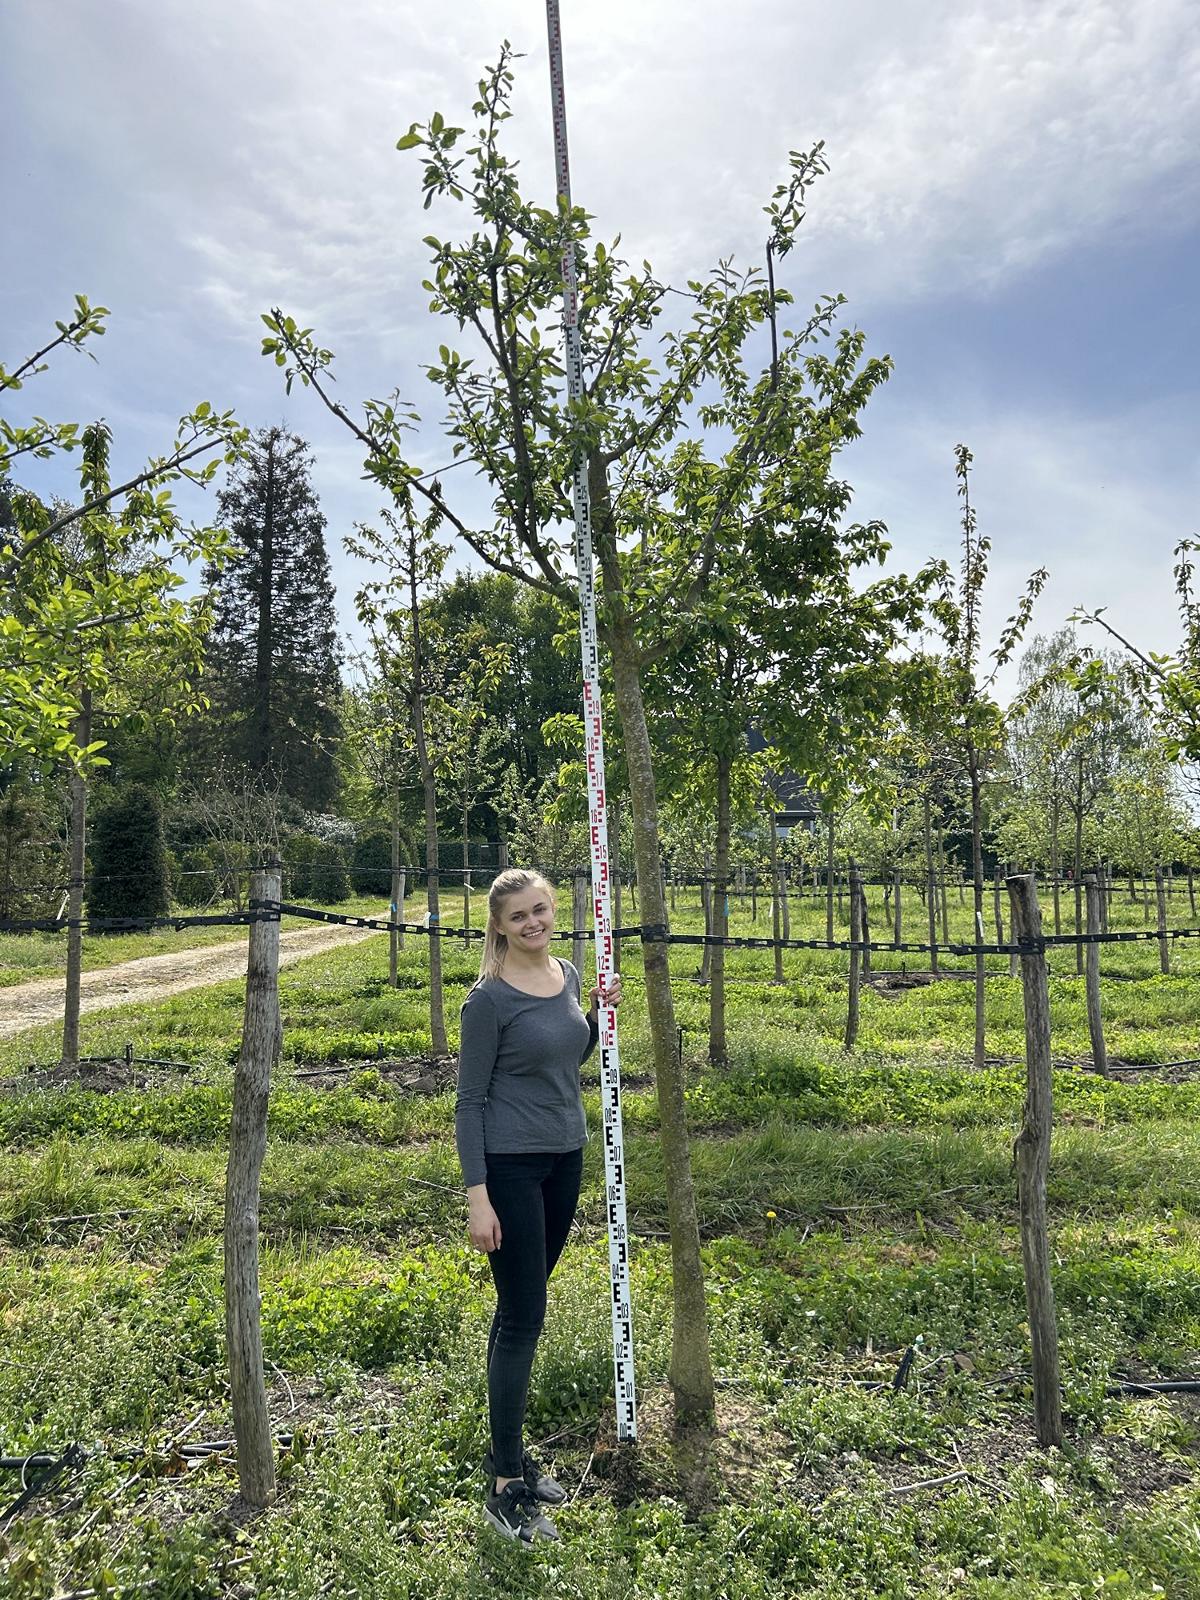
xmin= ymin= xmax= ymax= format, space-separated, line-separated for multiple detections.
xmin=846 ymin=392 xmax=1200 ymax=698
xmin=3 ymin=0 xmax=1197 ymax=710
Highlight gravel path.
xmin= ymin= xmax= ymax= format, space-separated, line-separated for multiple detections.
xmin=0 ymin=924 xmax=379 ymax=1041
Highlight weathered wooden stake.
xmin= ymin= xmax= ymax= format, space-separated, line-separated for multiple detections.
xmin=845 ymin=861 xmax=862 ymax=1049
xmin=1006 ymin=873 xmax=1064 ymax=1448
xmin=1155 ymin=865 xmax=1170 ymax=975
xmin=225 ymin=865 xmax=282 ymax=1508
xmin=1084 ymin=874 xmax=1107 ymax=1077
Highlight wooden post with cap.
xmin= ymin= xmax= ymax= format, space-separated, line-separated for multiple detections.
xmin=1006 ymin=872 xmax=1064 ymax=1448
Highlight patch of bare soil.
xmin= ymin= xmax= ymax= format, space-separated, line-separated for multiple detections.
xmin=576 ymin=1385 xmax=1197 ymax=1523
xmin=1 ymin=1058 xmax=154 ymax=1095
xmin=291 ymin=1055 xmax=458 ymax=1094
xmin=587 ymin=1383 xmax=794 ymax=1516
xmin=0 ymin=925 xmax=378 ymax=1042
xmin=808 ymin=1415 xmax=1195 ymax=1517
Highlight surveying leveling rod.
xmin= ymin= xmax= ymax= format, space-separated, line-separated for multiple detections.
xmin=545 ymin=1 xmax=637 ymax=1442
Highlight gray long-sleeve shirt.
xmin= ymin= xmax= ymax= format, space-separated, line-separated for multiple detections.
xmin=454 ymin=959 xmax=599 ymax=1188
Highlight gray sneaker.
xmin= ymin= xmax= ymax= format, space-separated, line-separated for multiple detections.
xmin=483 ymin=1447 xmax=567 ymax=1505
xmin=483 ymin=1480 xmax=560 ymax=1544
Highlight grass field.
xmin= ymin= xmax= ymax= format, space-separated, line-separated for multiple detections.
xmin=1 ymin=883 xmax=1198 ymax=1598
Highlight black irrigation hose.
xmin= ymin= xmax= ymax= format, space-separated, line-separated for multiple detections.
xmin=0 ymin=1442 xmax=88 ymax=1527
xmin=1109 ymin=1380 xmax=1200 ymax=1396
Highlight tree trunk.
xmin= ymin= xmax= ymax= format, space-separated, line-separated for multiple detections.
xmin=709 ymin=751 xmax=732 ymax=1064
xmin=967 ymin=744 xmax=986 ymax=1070
xmin=1051 ymin=793 xmax=1062 ymax=937
xmin=610 ymin=793 xmax=623 ymax=978
xmin=1006 ymin=874 xmax=1064 ymax=1448
xmin=594 ymin=474 xmax=713 ymax=1423
xmin=845 ymin=860 xmax=861 ymax=1048
xmin=462 ymin=804 xmax=472 ymax=952
xmin=893 ymin=866 xmax=902 ymax=948
xmin=572 ymin=869 xmax=588 ymax=977
xmin=699 ymin=875 xmax=713 ymax=986
xmin=825 ymin=812 xmax=835 ymax=944
xmin=858 ymin=872 xmax=871 ymax=977
xmin=389 ymin=784 xmax=403 ymax=986
xmin=924 ymin=792 xmax=939 ymax=976
xmin=407 ymin=548 xmax=446 ymax=1057
xmin=769 ymin=811 xmax=784 ymax=984
xmin=251 ymin=430 xmax=276 ymax=774
xmin=62 ymin=689 xmax=91 ymax=1068
xmin=225 ymin=865 xmax=282 ymax=1508
xmin=1189 ymin=866 xmax=1196 ymax=921
xmin=1155 ymin=865 xmax=1170 ymax=975
xmin=1073 ymin=795 xmax=1084 ymax=977
xmin=1085 ymin=875 xmax=1107 ymax=1077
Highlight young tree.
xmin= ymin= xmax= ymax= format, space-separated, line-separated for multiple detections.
xmin=349 ymin=503 xmax=473 ymax=1054
xmin=199 ymin=428 xmax=341 ymax=810
xmin=339 ymin=665 xmax=421 ymax=983
xmin=261 ymin=47 xmax=894 ymax=1426
xmin=1076 ymin=539 xmax=1200 ymax=763
xmin=10 ymin=420 xmax=241 ymax=1064
xmin=1002 ymin=633 xmax=1135 ymax=967
xmin=2 ymin=299 xmax=243 ymax=770
xmin=923 ymin=448 xmax=1046 ymax=1063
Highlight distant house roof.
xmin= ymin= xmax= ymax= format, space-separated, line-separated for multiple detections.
xmin=746 ymin=725 xmax=820 ymax=825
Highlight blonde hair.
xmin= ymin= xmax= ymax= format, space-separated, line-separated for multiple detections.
xmin=478 ymin=868 xmax=557 ymax=983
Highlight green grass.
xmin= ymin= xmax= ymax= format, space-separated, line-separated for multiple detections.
xmin=2 ymin=883 xmax=1200 ymax=1597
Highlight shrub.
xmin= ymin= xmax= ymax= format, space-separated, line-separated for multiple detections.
xmin=87 ymin=783 xmax=170 ymax=925
xmin=173 ymin=846 xmax=221 ymax=907
xmin=285 ymin=832 xmax=350 ymax=903
xmin=352 ymin=826 xmax=393 ymax=896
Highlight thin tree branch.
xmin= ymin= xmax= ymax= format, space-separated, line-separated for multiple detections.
xmin=1 ymin=434 xmax=226 ymax=582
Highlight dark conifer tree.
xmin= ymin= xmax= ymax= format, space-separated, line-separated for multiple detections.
xmin=200 ymin=428 xmax=341 ymax=809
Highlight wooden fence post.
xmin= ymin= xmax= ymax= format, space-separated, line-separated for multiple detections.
xmin=1084 ymin=874 xmax=1107 ymax=1077
xmin=1006 ymin=873 xmax=1064 ymax=1448
xmin=845 ymin=861 xmax=862 ymax=1048
xmin=1155 ymin=865 xmax=1170 ymax=975
xmin=225 ymin=864 xmax=282 ymax=1508
xmin=572 ymin=869 xmax=588 ymax=978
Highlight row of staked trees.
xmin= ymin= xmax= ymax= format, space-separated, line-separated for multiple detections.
xmin=8 ymin=44 xmax=1200 ymax=1442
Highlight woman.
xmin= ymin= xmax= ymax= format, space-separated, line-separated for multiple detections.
xmin=455 ymin=867 xmax=622 ymax=1545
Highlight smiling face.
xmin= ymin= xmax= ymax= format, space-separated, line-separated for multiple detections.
xmin=494 ymin=882 xmax=556 ymax=957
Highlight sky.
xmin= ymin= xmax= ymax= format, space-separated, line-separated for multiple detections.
xmin=4 ymin=0 xmax=1198 ymax=703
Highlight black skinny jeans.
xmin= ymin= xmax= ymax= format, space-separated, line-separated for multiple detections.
xmin=484 ymin=1145 xmax=583 ymax=1479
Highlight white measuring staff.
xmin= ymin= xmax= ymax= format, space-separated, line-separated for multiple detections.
xmin=545 ymin=0 xmax=636 ymax=1442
